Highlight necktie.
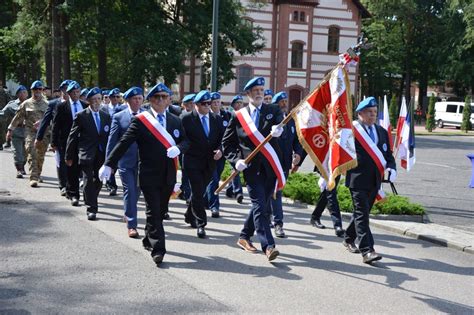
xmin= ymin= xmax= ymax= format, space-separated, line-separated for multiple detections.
xmin=157 ymin=114 xmax=165 ymax=127
xmin=94 ymin=112 xmax=101 ymax=133
xmin=132 ymin=112 xmax=137 ymax=116
xmin=253 ymin=107 xmax=260 ymax=125
xmin=201 ymin=116 xmax=209 ymax=137
xmin=73 ymin=102 xmax=78 ymax=115
xmin=368 ymin=125 xmax=375 ymax=142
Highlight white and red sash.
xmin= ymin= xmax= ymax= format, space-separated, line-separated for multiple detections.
xmin=136 ymin=111 xmax=178 ymax=170
xmin=353 ymin=120 xmax=387 ymax=201
xmin=235 ymin=108 xmax=286 ymax=191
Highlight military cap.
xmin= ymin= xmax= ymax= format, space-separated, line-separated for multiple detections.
xmin=30 ymin=80 xmax=44 ymax=90
xmin=146 ymin=83 xmax=169 ymax=100
xmin=182 ymin=93 xmax=196 ymax=103
xmin=164 ymin=85 xmax=173 ymax=96
xmin=243 ymin=77 xmax=265 ymax=91
xmin=86 ymin=87 xmax=102 ymax=99
xmin=355 ymin=96 xmax=378 ymax=112
xmin=231 ymin=95 xmax=243 ymax=106
xmin=59 ymin=80 xmax=72 ymax=89
xmin=210 ymin=92 xmax=221 ymax=100
xmin=123 ymin=86 xmax=143 ymax=100
xmin=194 ymin=90 xmax=211 ymax=103
xmin=101 ymin=89 xmax=110 ymax=96
xmin=15 ymin=85 xmax=27 ymax=95
xmin=272 ymin=91 xmax=288 ymax=104
xmin=80 ymin=88 xmax=89 ymax=97
xmin=66 ymin=81 xmax=81 ymax=93
xmin=108 ymin=88 xmax=120 ymax=97
xmin=264 ymin=89 xmax=273 ymax=97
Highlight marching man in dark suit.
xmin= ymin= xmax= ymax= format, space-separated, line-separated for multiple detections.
xmin=105 ymin=87 xmax=144 ymax=238
xmin=65 ymin=87 xmax=111 ymax=220
xmin=222 ymin=77 xmax=285 ymax=262
xmin=182 ymin=90 xmax=224 ymax=238
xmin=344 ymin=97 xmax=396 ymax=264
xmin=99 ymin=83 xmax=189 ymax=266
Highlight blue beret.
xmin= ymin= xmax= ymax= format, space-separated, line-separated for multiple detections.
xmin=66 ymin=81 xmax=81 ymax=93
xmin=164 ymin=86 xmax=173 ymax=96
xmin=210 ymin=92 xmax=221 ymax=100
xmin=182 ymin=93 xmax=195 ymax=103
xmin=356 ymin=97 xmax=378 ymax=112
xmin=59 ymin=80 xmax=72 ymax=89
xmin=30 ymin=80 xmax=44 ymax=90
xmin=194 ymin=90 xmax=211 ymax=103
xmin=15 ymin=85 xmax=27 ymax=95
xmin=272 ymin=91 xmax=288 ymax=104
xmin=264 ymin=89 xmax=273 ymax=97
xmin=108 ymin=88 xmax=120 ymax=97
xmin=243 ymin=77 xmax=265 ymax=91
xmin=80 ymin=88 xmax=89 ymax=97
xmin=231 ymin=95 xmax=243 ymax=106
xmin=86 ymin=87 xmax=102 ymax=99
xmin=146 ymin=83 xmax=169 ymax=100
xmin=101 ymin=89 xmax=110 ymax=96
xmin=123 ymin=86 xmax=143 ymax=99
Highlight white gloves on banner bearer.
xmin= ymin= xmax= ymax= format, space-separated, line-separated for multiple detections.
xmin=270 ymin=125 xmax=284 ymax=138
xmin=235 ymin=159 xmax=248 ymax=171
xmin=387 ymin=168 xmax=397 ymax=183
xmin=318 ymin=177 xmax=327 ymax=191
xmin=167 ymin=146 xmax=180 ymax=158
xmin=99 ymin=165 xmax=112 ymax=182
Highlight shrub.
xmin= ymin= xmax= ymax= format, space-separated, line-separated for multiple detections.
xmin=282 ymin=172 xmax=321 ymax=205
xmin=425 ymin=95 xmax=436 ymax=132
xmin=461 ymin=96 xmax=472 ymax=132
xmin=389 ymin=95 xmax=398 ymax=128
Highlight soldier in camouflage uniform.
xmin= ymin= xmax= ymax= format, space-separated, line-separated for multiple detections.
xmin=7 ymin=81 xmax=50 ymax=187
xmin=1 ymin=85 xmax=28 ymax=177
xmin=0 ymin=84 xmax=12 ymax=149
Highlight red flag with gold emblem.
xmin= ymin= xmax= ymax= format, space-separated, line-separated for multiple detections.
xmin=292 ymin=65 xmax=357 ymax=190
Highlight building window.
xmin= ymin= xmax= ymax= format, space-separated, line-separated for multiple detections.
xmin=292 ymin=11 xmax=306 ymax=23
xmin=293 ymin=11 xmax=299 ymax=22
xmin=237 ymin=65 xmax=253 ymax=92
xmin=291 ymin=42 xmax=304 ymax=69
xmin=328 ymin=26 xmax=340 ymax=53
xmin=299 ymin=11 xmax=306 ymax=22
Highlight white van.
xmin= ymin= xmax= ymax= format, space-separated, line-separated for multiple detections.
xmin=434 ymin=101 xmax=474 ymax=128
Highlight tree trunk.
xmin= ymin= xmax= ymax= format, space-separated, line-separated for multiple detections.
xmin=97 ymin=3 xmax=108 ymax=87
xmin=398 ymin=73 xmax=405 ymax=109
xmin=60 ymin=11 xmax=71 ymax=80
xmin=418 ymin=72 xmax=428 ymax=113
xmin=51 ymin=0 xmax=62 ymax=88
xmin=45 ymin=38 xmax=52 ymax=87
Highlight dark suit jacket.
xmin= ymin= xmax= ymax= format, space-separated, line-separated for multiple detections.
xmin=222 ymin=104 xmax=283 ymax=182
xmin=276 ymin=118 xmax=303 ymax=174
xmin=105 ymin=109 xmax=189 ymax=188
xmin=51 ymin=100 xmax=88 ymax=150
xmin=168 ymin=104 xmax=182 ymax=116
xmin=65 ymin=108 xmax=111 ymax=165
xmin=181 ymin=110 xmax=224 ymax=171
xmin=36 ymin=97 xmax=61 ymax=141
xmin=345 ymin=122 xmax=396 ymax=191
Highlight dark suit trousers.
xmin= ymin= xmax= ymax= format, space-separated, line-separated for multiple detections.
xmin=185 ymin=167 xmax=213 ymax=228
xmin=344 ymin=188 xmax=378 ymax=255
xmin=61 ymin=147 xmax=80 ymax=199
xmin=81 ymin=153 xmax=104 ymax=213
xmin=311 ymin=176 xmax=342 ymax=228
xmin=57 ymin=148 xmax=68 ymax=190
xmin=141 ymin=183 xmax=174 ymax=256
xmin=240 ymin=167 xmax=276 ymax=252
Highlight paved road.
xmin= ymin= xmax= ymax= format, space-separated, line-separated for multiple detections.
xmin=300 ymin=135 xmax=474 ymax=232
xmin=1 ymin=150 xmax=473 ymax=314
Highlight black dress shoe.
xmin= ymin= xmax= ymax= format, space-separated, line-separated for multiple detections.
xmin=310 ymin=218 xmax=325 ymax=229
xmin=163 ymin=212 xmax=171 ymax=220
xmin=342 ymin=240 xmax=360 ymax=253
xmin=71 ymin=197 xmax=79 ymax=206
xmin=87 ymin=212 xmax=96 ymax=221
xmin=60 ymin=188 xmax=67 ymax=197
xmin=363 ymin=251 xmax=382 ymax=264
xmin=197 ymin=227 xmax=206 ymax=238
xmin=211 ymin=209 xmax=220 ymax=218
xmin=109 ymin=188 xmax=117 ymax=196
xmin=152 ymin=254 xmax=164 ymax=265
xmin=335 ymin=226 xmax=345 ymax=237
xmin=236 ymin=193 xmax=244 ymax=204
xmin=225 ymin=189 xmax=234 ymax=198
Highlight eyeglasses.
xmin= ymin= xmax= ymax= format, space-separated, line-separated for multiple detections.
xmin=153 ymin=94 xmax=169 ymax=99
xmin=110 ymin=95 xmax=120 ymax=98
xmin=199 ymin=102 xmax=211 ymax=106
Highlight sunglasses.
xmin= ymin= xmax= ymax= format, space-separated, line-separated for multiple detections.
xmin=200 ymin=101 xmax=211 ymax=106
xmin=153 ymin=94 xmax=169 ymax=99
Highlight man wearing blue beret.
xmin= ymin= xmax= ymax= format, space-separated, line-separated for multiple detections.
xmin=343 ymin=96 xmax=396 ymax=264
xmin=106 ymin=87 xmax=144 ymax=238
xmin=7 ymin=80 xmax=50 ymax=187
xmin=100 ymin=89 xmax=110 ymax=108
xmin=222 ymin=76 xmax=285 ymax=261
xmin=51 ymin=81 xmax=87 ymax=206
xmin=80 ymin=88 xmax=89 ymax=103
xmin=1 ymin=85 xmax=28 ymax=177
xmin=263 ymin=89 xmax=273 ymax=105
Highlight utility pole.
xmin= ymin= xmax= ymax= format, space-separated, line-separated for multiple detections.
xmin=210 ymin=0 xmax=219 ymax=91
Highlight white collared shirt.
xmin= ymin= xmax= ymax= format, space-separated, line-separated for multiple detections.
xmin=365 ymin=123 xmax=379 ymax=144
xmin=248 ymin=103 xmax=262 ymax=124
xmin=198 ymin=112 xmax=210 ymax=133
xmin=150 ymin=107 xmax=167 ymax=129
xmin=70 ymin=100 xmax=83 ymax=119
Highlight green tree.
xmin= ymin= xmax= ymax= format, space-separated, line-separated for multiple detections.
xmin=425 ymin=95 xmax=436 ymax=132
xmin=461 ymin=96 xmax=472 ymax=132
xmin=389 ymin=94 xmax=398 ymax=128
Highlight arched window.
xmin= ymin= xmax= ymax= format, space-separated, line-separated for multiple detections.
xmin=328 ymin=26 xmax=340 ymax=53
xmin=237 ymin=65 xmax=253 ymax=92
xmin=291 ymin=42 xmax=304 ymax=69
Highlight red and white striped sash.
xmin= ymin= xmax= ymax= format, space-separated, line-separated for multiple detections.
xmin=136 ymin=111 xmax=178 ymax=170
xmin=235 ymin=108 xmax=286 ymax=191
xmin=353 ymin=121 xmax=387 ymax=201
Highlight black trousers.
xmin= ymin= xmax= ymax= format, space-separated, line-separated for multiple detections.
xmin=344 ymin=187 xmax=378 ymax=255
xmin=311 ymin=175 xmax=342 ymax=228
xmin=57 ymin=148 xmax=68 ymax=190
xmin=141 ymin=183 xmax=174 ymax=256
xmin=81 ymin=154 xmax=104 ymax=213
xmin=185 ymin=167 xmax=213 ymax=228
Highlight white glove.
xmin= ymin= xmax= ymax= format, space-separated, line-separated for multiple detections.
xmin=318 ymin=177 xmax=327 ymax=191
xmin=387 ymin=168 xmax=397 ymax=183
xmin=99 ymin=165 xmax=112 ymax=182
xmin=270 ymin=125 xmax=284 ymax=138
xmin=235 ymin=159 xmax=248 ymax=171
xmin=167 ymin=146 xmax=181 ymax=159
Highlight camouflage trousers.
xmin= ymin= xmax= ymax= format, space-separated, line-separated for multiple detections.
xmin=12 ymin=135 xmax=26 ymax=166
xmin=25 ymin=134 xmax=50 ymax=181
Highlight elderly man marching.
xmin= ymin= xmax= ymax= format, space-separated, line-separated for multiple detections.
xmin=344 ymin=97 xmax=396 ymax=264
xmin=222 ymin=77 xmax=285 ymax=262
xmin=7 ymin=80 xmax=50 ymax=187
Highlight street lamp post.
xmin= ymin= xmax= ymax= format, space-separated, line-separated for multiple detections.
xmin=210 ymin=0 xmax=219 ymax=91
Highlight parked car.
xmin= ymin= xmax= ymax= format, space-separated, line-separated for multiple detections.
xmin=434 ymin=101 xmax=474 ymax=129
